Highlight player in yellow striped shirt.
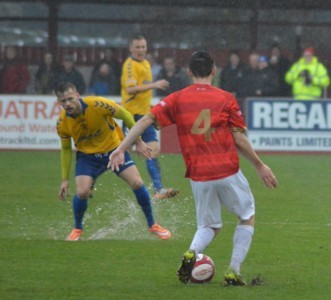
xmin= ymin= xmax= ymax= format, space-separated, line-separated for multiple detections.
xmin=55 ymin=82 xmax=171 ymax=241
xmin=121 ymin=35 xmax=179 ymax=199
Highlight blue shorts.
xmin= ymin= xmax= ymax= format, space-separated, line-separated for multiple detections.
xmin=134 ymin=114 xmax=158 ymax=143
xmin=75 ymin=149 xmax=135 ymax=179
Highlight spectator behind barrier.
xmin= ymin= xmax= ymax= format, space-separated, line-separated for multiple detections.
xmin=285 ymin=47 xmax=330 ymax=100
xmin=156 ymin=57 xmax=190 ymax=97
xmin=55 ymin=54 xmax=86 ymax=95
xmin=219 ymin=50 xmax=247 ymax=110
xmin=254 ymin=55 xmax=279 ymax=97
xmin=88 ymin=62 xmax=117 ymax=96
xmin=0 ymin=46 xmax=30 ymax=94
xmin=35 ymin=52 xmax=59 ymax=94
xmin=146 ymin=53 xmax=162 ymax=81
xmin=244 ymin=52 xmax=260 ymax=97
xmin=91 ymin=48 xmax=121 ymax=95
xmin=146 ymin=53 xmax=162 ymax=97
xmin=268 ymin=45 xmax=292 ymax=97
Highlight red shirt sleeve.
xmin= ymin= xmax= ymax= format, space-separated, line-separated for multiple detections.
xmin=228 ymin=94 xmax=246 ymax=130
xmin=150 ymin=93 xmax=176 ymax=128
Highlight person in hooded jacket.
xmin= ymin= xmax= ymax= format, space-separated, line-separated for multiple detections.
xmin=285 ymin=47 xmax=330 ymax=100
xmin=156 ymin=57 xmax=190 ymax=97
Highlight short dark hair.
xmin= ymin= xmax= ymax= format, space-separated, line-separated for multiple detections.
xmin=189 ymin=51 xmax=214 ymax=78
xmin=129 ymin=34 xmax=146 ymax=45
xmin=55 ymin=82 xmax=76 ymax=95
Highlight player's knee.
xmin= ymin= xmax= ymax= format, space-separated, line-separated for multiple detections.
xmin=76 ymin=189 xmax=90 ymax=199
xmin=130 ymin=178 xmax=144 ymax=190
xmin=124 ymin=172 xmax=144 ymax=189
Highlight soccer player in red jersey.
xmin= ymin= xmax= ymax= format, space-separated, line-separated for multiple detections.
xmin=108 ymin=51 xmax=278 ymax=286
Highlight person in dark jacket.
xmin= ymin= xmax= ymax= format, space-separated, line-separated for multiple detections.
xmin=91 ymin=48 xmax=121 ymax=95
xmin=220 ymin=50 xmax=247 ymax=110
xmin=269 ymin=45 xmax=292 ymax=96
xmin=88 ymin=62 xmax=117 ymax=96
xmin=220 ymin=51 xmax=247 ymax=98
xmin=244 ymin=52 xmax=260 ymax=97
xmin=55 ymin=54 xmax=86 ymax=95
xmin=0 ymin=46 xmax=30 ymax=94
xmin=35 ymin=52 xmax=59 ymax=94
xmin=156 ymin=57 xmax=190 ymax=97
xmin=254 ymin=56 xmax=279 ymax=97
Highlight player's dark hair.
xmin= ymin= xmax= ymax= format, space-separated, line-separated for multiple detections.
xmin=55 ymin=82 xmax=77 ymax=95
xmin=189 ymin=51 xmax=214 ymax=78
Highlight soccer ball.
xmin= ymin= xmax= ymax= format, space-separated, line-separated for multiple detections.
xmin=190 ymin=254 xmax=215 ymax=284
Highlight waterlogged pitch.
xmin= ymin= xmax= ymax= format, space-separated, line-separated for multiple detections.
xmin=0 ymin=151 xmax=330 ymax=299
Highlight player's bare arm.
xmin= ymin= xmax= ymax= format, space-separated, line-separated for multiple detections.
xmin=108 ymin=114 xmax=154 ymax=171
xmin=114 ymin=106 xmax=152 ymax=158
xmin=126 ymin=79 xmax=169 ymax=95
xmin=232 ymin=130 xmax=278 ymax=188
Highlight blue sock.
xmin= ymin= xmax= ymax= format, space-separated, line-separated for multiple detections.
xmin=133 ymin=185 xmax=155 ymax=228
xmin=72 ymin=195 xmax=88 ymax=230
xmin=146 ymin=158 xmax=162 ymax=191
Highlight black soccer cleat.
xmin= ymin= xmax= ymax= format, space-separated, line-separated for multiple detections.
xmin=177 ymin=250 xmax=196 ymax=284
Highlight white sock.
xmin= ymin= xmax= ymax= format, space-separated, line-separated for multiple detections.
xmin=229 ymin=225 xmax=254 ymax=274
xmin=189 ymin=227 xmax=215 ymax=255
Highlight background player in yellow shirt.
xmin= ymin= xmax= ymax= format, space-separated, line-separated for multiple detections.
xmin=56 ymin=82 xmax=171 ymax=241
xmin=121 ymin=35 xmax=179 ymax=200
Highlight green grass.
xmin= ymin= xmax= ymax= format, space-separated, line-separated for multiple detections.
xmin=0 ymin=151 xmax=330 ymax=299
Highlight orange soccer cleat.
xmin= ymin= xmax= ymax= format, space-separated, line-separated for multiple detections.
xmin=66 ymin=228 xmax=83 ymax=241
xmin=149 ymin=223 xmax=171 ymax=240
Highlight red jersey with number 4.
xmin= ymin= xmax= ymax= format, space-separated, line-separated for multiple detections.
xmin=150 ymin=84 xmax=246 ymax=181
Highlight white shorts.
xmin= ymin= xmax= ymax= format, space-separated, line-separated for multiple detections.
xmin=190 ymin=169 xmax=255 ymax=229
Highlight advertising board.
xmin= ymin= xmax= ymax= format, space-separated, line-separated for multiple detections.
xmin=0 ymin=95 xmax=160 ymax=150
xmin=246 ymin=98 xmax=331 ymax=152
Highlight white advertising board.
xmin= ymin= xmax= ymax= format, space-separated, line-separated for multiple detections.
xmin=246 ymin=98 xmax=331 ymax=152
xmin=0 ymin=95 xmax=61 ymax=149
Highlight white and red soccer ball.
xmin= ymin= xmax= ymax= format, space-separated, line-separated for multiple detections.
xmin=190 ymin=254 xmax=215 ymax=284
